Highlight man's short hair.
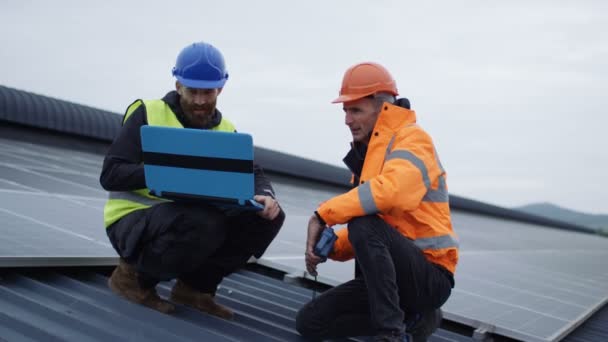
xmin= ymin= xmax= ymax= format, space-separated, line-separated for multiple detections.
xmin=368 ymin=92 xmax=396 ymax=111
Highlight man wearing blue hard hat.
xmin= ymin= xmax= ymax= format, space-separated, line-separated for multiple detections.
xmin=100 ymin=42 xmax=285 ymax=318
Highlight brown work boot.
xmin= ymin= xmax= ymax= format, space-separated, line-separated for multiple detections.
xmin=170 ymin=280 xmax=234 ymax=319
xmin=108 ymin=259 xmax=175 ymax=314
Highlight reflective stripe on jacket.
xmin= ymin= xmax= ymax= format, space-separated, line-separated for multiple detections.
xmin=103 ymin=99 xmax=236 ymax=227
xmin=317 ymin=102 xmax=459 ymax=274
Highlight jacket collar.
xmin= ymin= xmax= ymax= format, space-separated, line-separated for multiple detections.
xmin=374 ymin=98 xmax=417 ymax=132
xmin=341 ymin=98 xmax=415 ymax=182
xmin=343 ymin=141 xmax=366 ymax=181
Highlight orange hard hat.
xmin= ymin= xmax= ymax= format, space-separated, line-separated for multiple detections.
xmin=332 ymin=62 xmax=398 ymax=103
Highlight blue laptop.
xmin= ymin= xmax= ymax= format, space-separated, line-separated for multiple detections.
xmin=140 ymin=125 xmax=263 ymax=211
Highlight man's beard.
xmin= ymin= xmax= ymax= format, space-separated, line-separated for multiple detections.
xmin=183 ymin=103 xmax=216 ymax=128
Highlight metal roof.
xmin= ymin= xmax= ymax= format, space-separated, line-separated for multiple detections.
xmin=0 ymin=266 xmax=472 ymax=342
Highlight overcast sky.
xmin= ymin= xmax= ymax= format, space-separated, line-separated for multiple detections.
xmin=1 ymin=1 xmax=607 ymax=214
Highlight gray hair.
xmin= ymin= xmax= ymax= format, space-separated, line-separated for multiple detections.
xmin=372 ymin=92 xmax=396 ymax=111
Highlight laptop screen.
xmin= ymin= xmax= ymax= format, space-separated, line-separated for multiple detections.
xmin=140 ymin=126 xmax=255 ymax=204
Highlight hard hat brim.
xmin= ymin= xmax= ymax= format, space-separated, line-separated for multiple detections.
xmin=331 ymin=93 xmax=369 ymax=104
xmin=176 ymin=76 xmax=227 ymax=89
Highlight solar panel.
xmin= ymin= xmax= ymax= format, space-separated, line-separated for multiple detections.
xmin=0 ymin=137 xmax=115 ymax=266
xmin=2 ymin=134 xmax=608 ymax=342
xmin=257 ymin=182 xmax=608 ymax=342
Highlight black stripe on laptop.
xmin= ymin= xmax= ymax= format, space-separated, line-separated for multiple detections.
xmin=143 ymin=152 xmax=253 ymax=174
xmin=159 ymin=191 xmax=239 ymax=204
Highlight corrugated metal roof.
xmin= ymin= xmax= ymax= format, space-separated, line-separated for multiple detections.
xmin=0 ymin=266 xmax=472 ymax=342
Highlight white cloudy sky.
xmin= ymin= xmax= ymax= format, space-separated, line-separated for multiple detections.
xmin=1 ymin=1 xmax=607 ymax=213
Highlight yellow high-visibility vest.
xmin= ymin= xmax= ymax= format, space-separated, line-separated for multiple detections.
xmin=103 ymin=99 xmax=236 ymax=228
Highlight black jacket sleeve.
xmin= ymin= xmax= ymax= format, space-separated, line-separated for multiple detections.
xmin=99 ymin=107 xmax=148 ymax=191
xmin=253 ymin=164 xmax=276 ymax=199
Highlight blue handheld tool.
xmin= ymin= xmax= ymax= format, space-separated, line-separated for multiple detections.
xmin=313 ymin=227 xmax=337 ymax=261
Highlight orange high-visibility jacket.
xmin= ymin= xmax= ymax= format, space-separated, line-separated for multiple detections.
xmin=317 ymin=102 xmax=459 ymax=274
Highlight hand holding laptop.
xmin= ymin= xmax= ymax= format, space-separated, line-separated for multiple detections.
xmin=254 ymin=195 xmax=281 ymax=220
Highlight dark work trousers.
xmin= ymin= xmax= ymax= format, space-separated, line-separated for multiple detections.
xmin=106 ymin=201 xmax=284 ymax=292
xmin=296 ymin=215 xmax=453 ymax=339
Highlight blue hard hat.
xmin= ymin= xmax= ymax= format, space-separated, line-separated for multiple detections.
xmin=172 ymin=42 xmax=229 ymax=89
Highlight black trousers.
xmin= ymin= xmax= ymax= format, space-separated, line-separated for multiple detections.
xmin=107 ymin=202 xmax=284 ymax=293
xmin=296 ymin=215 xmax=453 ymax=339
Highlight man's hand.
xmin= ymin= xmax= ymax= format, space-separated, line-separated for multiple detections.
xmin=305 ymin=214 xmax=326 ymax=276
xmin=254 ymin=195 xmax=281 ymax=220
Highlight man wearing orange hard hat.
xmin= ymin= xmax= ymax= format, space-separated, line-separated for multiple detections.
xmin=296 ymin=62 xmax=459 ymax=342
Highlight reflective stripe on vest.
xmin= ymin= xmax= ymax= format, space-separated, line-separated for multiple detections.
xmin=358 ymin=181 xmax=379 ymax=215
xmin=103 ymin=99 xmax=236 ymax=227
xmin=356 ymin=143 xmax=450 ymax=214
xmin=385 ymin=149 xmax=448 ymax=203
xmin=413 ymin=234 xmax=459 ymax=250
xmin=355 ymin=184 xmax=458 ymax=248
